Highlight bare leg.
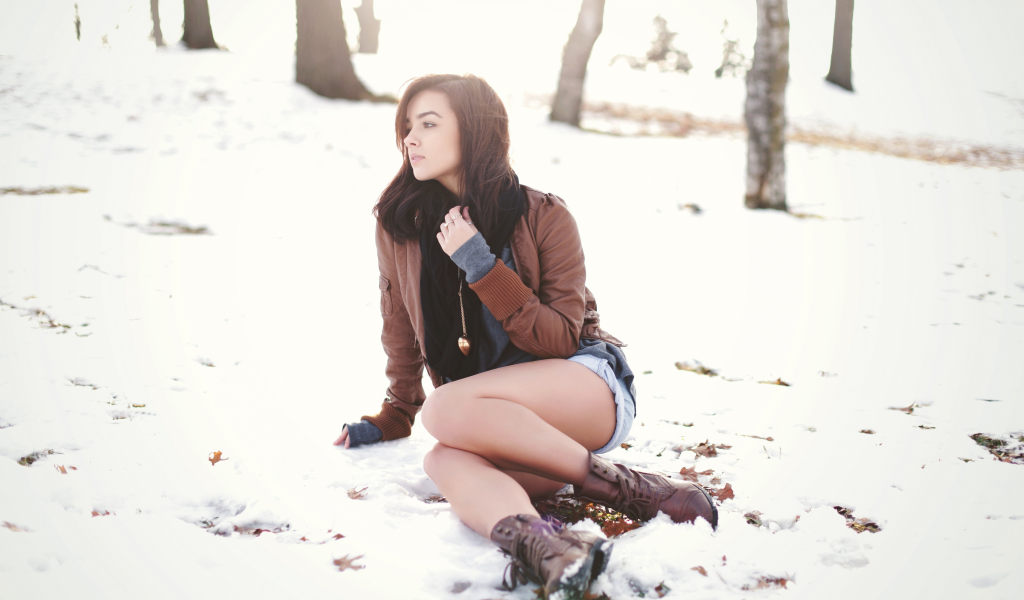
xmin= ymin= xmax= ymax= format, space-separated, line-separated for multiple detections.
xmin=420 ymin=359 xmax=616 ymax=537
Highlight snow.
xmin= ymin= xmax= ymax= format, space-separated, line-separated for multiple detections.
xmin=1 ymin=1 xmax=1023 ymax=599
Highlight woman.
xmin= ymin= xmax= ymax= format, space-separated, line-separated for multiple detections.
xmin=333 ymin=74 xmax=717 ymax=599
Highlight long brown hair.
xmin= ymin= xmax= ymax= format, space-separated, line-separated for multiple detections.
xmin=374 ymin=74 xmax=516 ymax=242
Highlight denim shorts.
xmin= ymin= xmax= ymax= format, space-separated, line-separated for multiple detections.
xmin=567 ymin=354 xmax=636 ymax=455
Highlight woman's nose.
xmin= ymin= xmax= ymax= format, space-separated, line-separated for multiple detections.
xmin=404 ymin=131 xmax=418 ymax=147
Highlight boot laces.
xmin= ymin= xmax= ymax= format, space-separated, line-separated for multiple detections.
xmin=615 ymin=472 xmax=657 ymax=521
xmin=499 ymin=526 xmax=585 ymax=591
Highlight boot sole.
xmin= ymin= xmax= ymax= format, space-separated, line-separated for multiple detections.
xmin=695 ymin=484 xmax=719 ymax=530
xmin=548 ymin=536 xmax=613 ymax=600
xmin=589 ymin=537 xmax=613 ymax=582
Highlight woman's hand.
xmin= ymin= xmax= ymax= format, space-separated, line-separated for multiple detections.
xmin=333 ymin=425 xmax=351 ymax=449
xmin=436 ymin=206 xmax=478 ymax=256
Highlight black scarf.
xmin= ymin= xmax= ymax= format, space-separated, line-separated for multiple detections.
xmin=420 ymin=174 xmax=525 ymax=381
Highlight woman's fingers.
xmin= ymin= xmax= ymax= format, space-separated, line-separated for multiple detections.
xmin=333 ymin=426 xmax=348 ymax=447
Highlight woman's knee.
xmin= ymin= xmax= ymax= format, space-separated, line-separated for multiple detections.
xmin=422 ymin=442 xmax=456 ymax=478
xmin=419 ymin=384 xmax=470 ymax=442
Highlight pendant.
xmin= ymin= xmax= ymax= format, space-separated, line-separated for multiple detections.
xmin=458 ymin=336 xmax=471 ymax=356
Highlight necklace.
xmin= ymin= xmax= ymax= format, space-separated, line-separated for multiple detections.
xmin=457 ymin=274 xmax=471 ymax=356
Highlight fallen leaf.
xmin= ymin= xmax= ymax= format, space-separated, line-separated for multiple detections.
xmin=710 ymin=476 xmax=722 ymax=485
xmin=674 ymin=360 xmax=718 ymax=377
xmin=333 ymin=554 xmax=365 ymax=572
xmin=690 ymin=440 xmax=717 ymax=459
xmin=743 ymin=511 xmax=763 ymax=527
xmin=55 ymin=465 xmax=68 ymax=474
xmin=300 ymin=536 xmax=309 ymax=541
xmin=347 ymin=487 xmax=368 ymax=500
xmin=601 ymin=517 xmax=643 ymax=538
xmin=860 ymin=429 xmax=875 ymax=434
xmin=889 ymin=403 xmax=916 ymax=414
xmin=917 ymin=425 xmax=935 ymax=430
xmin=332 ymin=533 xmax=345 ymax=540
xmin=69 ymin=466 xmax=77 ymax=470
xmin=653 ymin=582 xmax=671 ymax=597
xmin=759 ymin=378 xmax=790 ymax=386
xmin=834 ymin=506 xmax=881 ymax=533
xmin=619 ymin=443 xmax=632 ymax=450
xmin=2 ymin=521 xmax=27 ymax=532
xmin=91 ymin=510 xmax=112 ymax=517
xmin=679 ymin=466 xmax=714 ymax=482
xmin=709 ymin=483 xmax=734 ymax=502
xmin=691 ymin=566 xmax=708 ymax=577
xmin=716 ymin=444 xmax=732 ymax=450
xmin=208 ymin=451 xmax=228 ymax=466
xmin=742 ymin=576 xmax=789 ymax=590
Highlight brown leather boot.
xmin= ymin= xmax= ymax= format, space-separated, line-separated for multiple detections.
xmin=490 ymin=514 xmax=613 ymax=600
xmin=574 ymin=453 xmax=718 ymax=529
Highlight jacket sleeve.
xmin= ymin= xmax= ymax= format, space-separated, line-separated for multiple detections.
xmin=361 ymin=220 xmax=427 ymax=441
xmin=468 ymin=201 xmax=585 ymax=359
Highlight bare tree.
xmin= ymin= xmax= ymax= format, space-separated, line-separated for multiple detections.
xmin=354 ymin=0 xmax=380 ymax=54
xmin=551 ymin=0 xmax=605 ymax=127
xmin=182 ymin=0 xmax=217 ymax=49
xmin=296 ymin=0 xmax=370 ymax=100
xmin=150 ymin=0 xmax=165 ymax=47
xmin=744 ymin=0 xmax=789 ymax=211
xmin=825 ymin=0 xmax=854 ymax=91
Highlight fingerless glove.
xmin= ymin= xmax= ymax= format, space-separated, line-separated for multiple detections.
xmin=344 ymin=420 xmax=383 ymax=446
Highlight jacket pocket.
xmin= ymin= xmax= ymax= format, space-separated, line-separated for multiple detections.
xmin=379 ymin=275 xmax=393 ymax=316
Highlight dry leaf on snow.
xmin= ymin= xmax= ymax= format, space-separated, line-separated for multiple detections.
xmin=742 ymin=576 xmax=790 ymax=590
xmin=208 ymin=451 xmax=228 ymax=466
xmin=690 ymin=440 xmax=717 ymax=458
xmin=679 ymin=466 xmax=714 ymax=482
xmin=54 ymin=465 xmax=68 ymax=474
xmin=691 ymin=566 xmax=708 ymax=576
xmin=889 ymin=403 xmax=916 ymax=414
xmin=2 ymin=521 xmax=28 ymax=532
xmin=333 ymin=554 xmax=365 ymax=572
xmin=860 ymin=429 xmax=875 ymax=434
xmin=91 ymin=510 xmax=112 ymax=517
xmin=759 ymin=378 xmax=790 ymax=386
xmin=709 ymin=483 xmax=735 ymax=502
xmin=347 ymin=487 xmax=368 ymax=500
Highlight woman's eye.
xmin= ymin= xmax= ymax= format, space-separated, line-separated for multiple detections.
xmin=424 ymin=122 xmax=435 ymax=128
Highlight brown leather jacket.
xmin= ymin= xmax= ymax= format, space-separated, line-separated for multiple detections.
xmin=362 ymin=185 xmax=623 ymax=440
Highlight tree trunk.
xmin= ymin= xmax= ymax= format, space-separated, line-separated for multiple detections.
xmin=182 ymin=0 xmax=217 ymax=49
xmin=296 ymin=0 xmax=370 ymax=100
xmin=825 ymin=0 xmax=854 ymax=91
xmin=150 ymin=0 xmax=165 ymax=47
xmin=551 ymin=0 xmax=605 ymax=127
xmin=744 ymin=0 xmax=789 ymax=211
xmin=354 ymin=0 xmax=380 ymax=54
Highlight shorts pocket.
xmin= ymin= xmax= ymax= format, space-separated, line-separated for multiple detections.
xmin=379 ymin=275 xmax=393 ymax=316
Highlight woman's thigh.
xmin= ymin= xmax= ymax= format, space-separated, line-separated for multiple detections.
xmin=421 ymin=359 xmax=617 ymax=452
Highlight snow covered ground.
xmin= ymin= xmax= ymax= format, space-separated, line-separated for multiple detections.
xmin=1 ymin=1 xmax=1023 ymax=599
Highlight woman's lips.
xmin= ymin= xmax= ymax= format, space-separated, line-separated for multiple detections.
xmin=410 ymin=154 xmax=424 ymax=164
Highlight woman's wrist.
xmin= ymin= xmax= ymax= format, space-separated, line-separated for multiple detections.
xmin=450 ymin=231 xmax=496 ymax=283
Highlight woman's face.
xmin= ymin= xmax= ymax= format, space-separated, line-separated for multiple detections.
xmin=404 ymin=89 xmax=461 ymax=195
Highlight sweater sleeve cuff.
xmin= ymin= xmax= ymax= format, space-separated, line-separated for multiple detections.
xmin=467 ymin=259 xmax=534 ymax=320
xmin=361 ymin=401 xmax=413 ymax=441
xmin=449 ymin=232 xmax=496 ymax=283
